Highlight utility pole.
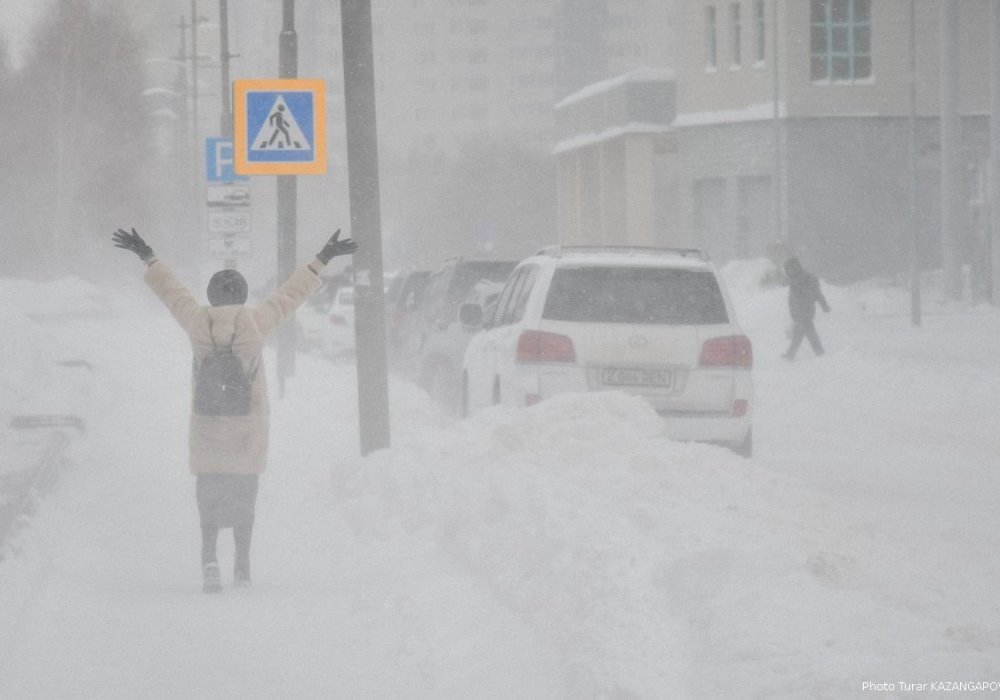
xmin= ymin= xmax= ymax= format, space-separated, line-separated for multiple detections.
xmin=341 ymin=0 xmax=391 ymax=454
xmin=992 ymin=0 xmax=1000 ymax=303
xmin=190 ymin=0 xmax=201 ymax=170
xmin=909 ymin=0 xmax=922 ymax=325
xmin=177 ymin=13 xmax=200 ymax=254
xmin=219 ymin=0 xmax=232 ymax=138
xmin=277 ymin=0 xmax=298 ymax=396
xmin=940 ymin=0 xmax=963 ymax=300
xmin=219 ymin=0 xmax=237 ymax=271
xmin=771 ymin=0 xmax=783 ymax=247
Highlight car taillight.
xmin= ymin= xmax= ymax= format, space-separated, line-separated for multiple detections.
xmin=699 ymin=335 xmax=753 ymax=367
xmin=516 ymin=330 xmax=576 ymax=364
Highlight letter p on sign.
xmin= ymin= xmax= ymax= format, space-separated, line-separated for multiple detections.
xmin=206 ymin=137 xmax=249 ymax=182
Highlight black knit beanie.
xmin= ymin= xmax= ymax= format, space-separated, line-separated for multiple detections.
xmin=206 ymin=269 xmax=248 ymax=306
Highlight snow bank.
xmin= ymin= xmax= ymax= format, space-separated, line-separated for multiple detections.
xmin=2 ymin=266 xmax=1000 ymax=698
xmin=0 ymin=278 xmax=115 ymax=427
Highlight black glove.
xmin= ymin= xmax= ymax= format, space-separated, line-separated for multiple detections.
xmin=316 ymin=229 xmax=358 ymax=264
xmin=112 ymin=228 xmax=154 ymax=262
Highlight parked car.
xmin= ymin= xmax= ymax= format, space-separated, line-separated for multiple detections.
xmin=460 ymin=246 xmax=754 ymax=456
xmin=297 ymin=285 xmax=356 ymax=358
xmin=327 ymin=285 xmax=355 ymax=328
xmin=385 ymin=268 xmax=431 ymax=359
xmin=407 ymin=257 xmax=517 ymax=411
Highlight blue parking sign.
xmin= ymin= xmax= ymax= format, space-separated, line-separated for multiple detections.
xmin=205 ymin=137 xmax=248 ymax=182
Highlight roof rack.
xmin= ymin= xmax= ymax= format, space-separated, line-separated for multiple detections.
xmin=535 ymin=245 xmax=710 ymax=261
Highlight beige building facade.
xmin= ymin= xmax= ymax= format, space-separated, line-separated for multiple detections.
xmin=555 ymin=70 xmax=677 ymax=247
xmin=558 ymin=0 xmax=994 ymax=281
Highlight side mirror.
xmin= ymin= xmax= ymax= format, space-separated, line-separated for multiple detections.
xmin=458 ymin=302 xmax=483 ymax=328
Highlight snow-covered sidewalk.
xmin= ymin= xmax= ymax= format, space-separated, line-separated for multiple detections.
xmin=1 ymin=265 xmax=999 ymax=698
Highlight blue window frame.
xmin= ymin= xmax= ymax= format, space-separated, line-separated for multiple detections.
xmin=730 ymin=3 xmax=742 ymax=66
xmin=755 ymin=0 xmax=766 ymax=63
xmin=810 ymin=0 xmax=871 ymax=81
xmin=706 ymin=5 xmax=718 ymax=69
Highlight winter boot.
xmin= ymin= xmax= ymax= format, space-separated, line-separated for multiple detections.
xmin=203 ymin=562 xmax=222 ymax=594
xmin=233 ymin=565 xmax=251 ymax=587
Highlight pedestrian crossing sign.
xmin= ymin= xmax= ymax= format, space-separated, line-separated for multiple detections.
xmin=233 ymin=79 xmax=327 ymax=175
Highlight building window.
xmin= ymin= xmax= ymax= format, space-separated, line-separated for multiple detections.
xmin=730 ymin=3 xmax=742 ymax=67
xmin=705 ymin=6 xmax=718 ymax=69
xmin=755 ymin=0 xmax=766 ymax=63
xmin=810 ymin=0 xmax=872 ymax=81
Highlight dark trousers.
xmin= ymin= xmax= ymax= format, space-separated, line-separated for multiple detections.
xmin=196 ymin=474 xmax=259 ymax=576
xmin=785 ymin=319 xmax=824 ymax=359
xmin=201 ymin=519 xmax=254 ymax=575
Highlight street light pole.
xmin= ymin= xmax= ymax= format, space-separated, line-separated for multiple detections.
xmin=991 ymin=0 xmax=1000 ymax=303
xmin=219 ymin=0 xmax=237 ymax=271
xmin=276 ymin=0 xmax=298 ymax=396
xmin=219 ymin=0 xmax=232 ymax=138
xmin=341 ymin=0 xmax=391 ymax=454
xmin=175 ymin=13 xmax=201 ymax=260
xmin=771 ymin=0 xmax=783 ymax=246
xmin=909 ymin=0 xmax=922 ymax=325
xmin=940 ymin=0 xmax=963 ymax=300
xmin=190 ymin=0 xmax=200 ymax=168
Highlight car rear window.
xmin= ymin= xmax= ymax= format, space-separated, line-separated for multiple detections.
xmin=446 ymin=262 xmax=516 ymax=304
xmin=542 ymin=266 xmax=729 ymax=325
xmin=392 ymin=272 xmax=429 ymax=311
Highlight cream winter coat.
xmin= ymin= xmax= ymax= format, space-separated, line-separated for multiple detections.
xmin=145 ymin=260 xmax=323 ymax=474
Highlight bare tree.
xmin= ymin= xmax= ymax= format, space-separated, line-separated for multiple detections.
xmin=0 ymin=1 xmax=153 ymax=279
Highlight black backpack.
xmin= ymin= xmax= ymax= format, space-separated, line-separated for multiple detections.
xmin=193 ymin=314 xmax=258 ymax=417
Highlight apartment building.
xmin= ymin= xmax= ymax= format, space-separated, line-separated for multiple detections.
xmin=358 ymin=0 xmax=673 ymax=160
xmin=228 ymin=0 xmax=673 ymax=263
xmin=558 ymin=0 xmax=993 ymax=281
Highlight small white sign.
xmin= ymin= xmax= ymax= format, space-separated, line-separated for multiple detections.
xmin=209 ymin=236 xmax=252 ymax=259
xmin=208 ymin=210 xmax=252 ymax=234
xmin=207 ymin=184 xmax=251 ymax=207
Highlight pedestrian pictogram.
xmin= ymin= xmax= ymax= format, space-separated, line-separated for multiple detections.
xmin=233 ymin=79 xmax=327 ymax=175
xmin=252 ymin=97 xmax=309 ymax=151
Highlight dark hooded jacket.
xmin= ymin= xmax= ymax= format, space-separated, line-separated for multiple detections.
xmin=785 ymin=257 xmax=830 ymax=322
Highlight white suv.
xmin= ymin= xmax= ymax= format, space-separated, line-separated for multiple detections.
xmin=460 ymin=246 xmax=754 ymax=456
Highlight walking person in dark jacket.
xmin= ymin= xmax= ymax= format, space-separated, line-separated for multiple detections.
xmin=782 ymin=256 xmax=830 ymax=360
xmin=113 ymin=227 xmax=356 ymax=593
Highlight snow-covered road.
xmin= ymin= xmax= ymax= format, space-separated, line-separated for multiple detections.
xmin=1 ymin=263 xmax=998 ymax=698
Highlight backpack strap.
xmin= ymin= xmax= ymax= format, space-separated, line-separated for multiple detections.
xmin=232 ymin=307 xmax=261 ymax=384
xmin=205 ymin=309 xmax=239 ymax=353
xmin=203 ymin=310 xmax=258 ymax=383
xmin=207 ymin=315 xmax=219 ymax=352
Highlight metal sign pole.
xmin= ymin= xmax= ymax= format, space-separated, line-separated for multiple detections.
xmin=940 ymin=0 xmax=963 ymax=300
xmin=219 ymin=0 xmax=237 ymax=271
xmin=992 ymin=0 xmax=1000 ymax=303
xmin=341 ymin=0 xmax=391 ymax=454
xmin=219 ymin=0 xmax=232 ymax=138
xmin=277 ymin=0 xmax=298 ymax=396
xmin=909 ymin=0 xmax=922 ymax=325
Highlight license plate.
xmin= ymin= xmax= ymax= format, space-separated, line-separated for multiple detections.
xmin=601 ymin=367 xmax=672 ymax=388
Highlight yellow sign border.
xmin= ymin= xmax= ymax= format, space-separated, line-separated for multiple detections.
xmin=233 ymin=78 xmax=327 ymax=175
